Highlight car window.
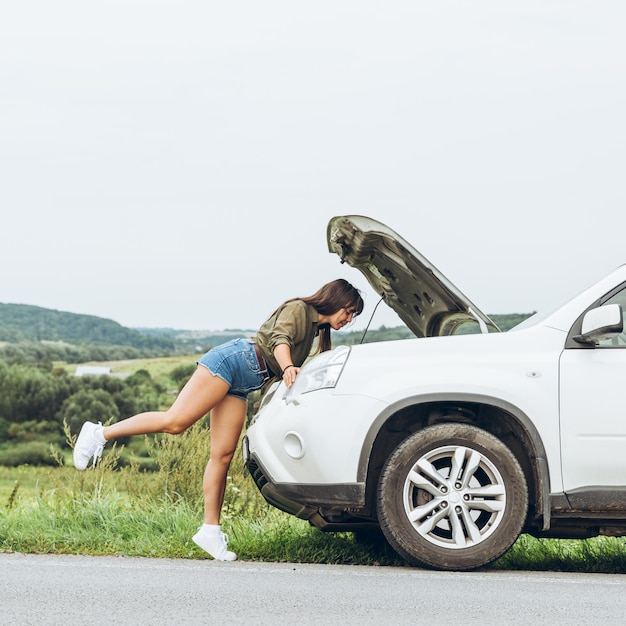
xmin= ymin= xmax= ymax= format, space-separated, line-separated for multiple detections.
xmin=596 ymin=287 xmax=626 ymax=348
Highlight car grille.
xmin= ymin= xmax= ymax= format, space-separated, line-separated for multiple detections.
xmin=246 ymin=458 xmax=268 ymax=491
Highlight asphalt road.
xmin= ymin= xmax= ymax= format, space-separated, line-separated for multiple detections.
xmin=2 ymin=553 xmax=626 ymax=625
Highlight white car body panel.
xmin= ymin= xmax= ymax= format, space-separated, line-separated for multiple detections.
xmin=252 ymin=390 xmax=387 ymax=484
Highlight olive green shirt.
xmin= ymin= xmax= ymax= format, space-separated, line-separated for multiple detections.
xmin=254 ymin=300 xmax=319 ymax=376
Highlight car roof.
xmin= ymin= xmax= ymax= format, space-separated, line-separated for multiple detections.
xmin=327 ymin=215 xmax=499 ymax=337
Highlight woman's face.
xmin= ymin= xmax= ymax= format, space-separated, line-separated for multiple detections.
xmin=325 ymin=306 xmax=358 ymax=330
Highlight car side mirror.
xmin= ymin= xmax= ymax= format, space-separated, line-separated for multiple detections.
xmin=573 ymin=303 xmax=623 ymax=345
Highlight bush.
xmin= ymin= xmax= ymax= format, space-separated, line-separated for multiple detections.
xmin=58 ymin=389 xmax=120 ymax=434
xmin=169 ymin=363 xmax=196 ymax=391
xmin=0 ymin=441 xmax=58 ymax=467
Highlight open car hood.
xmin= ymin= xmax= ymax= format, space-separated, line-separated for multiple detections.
xmin=327 ymin=215 xmax=499 ymax=337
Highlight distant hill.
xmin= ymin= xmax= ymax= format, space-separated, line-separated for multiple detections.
xmin=0 ymin=303 xmax=262 ymax=363
xmin=0 ymin=303 xmax=173 ymax=350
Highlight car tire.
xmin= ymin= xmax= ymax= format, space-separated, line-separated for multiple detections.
xmin=377 ymin=423 xmax=528 ymax=571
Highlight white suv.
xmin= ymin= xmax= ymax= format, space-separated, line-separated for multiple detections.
xmin=243 ymin=215 xmax=626 ymax=571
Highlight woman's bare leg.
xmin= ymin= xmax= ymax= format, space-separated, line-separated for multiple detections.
xmin=202 ymin=394 xmax=247 ymax=524
xmin=102 ymin=366 xmax=230 ymax=440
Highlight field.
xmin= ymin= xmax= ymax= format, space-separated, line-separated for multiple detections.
xmin=60 ymin=353 xmax=203 ymax=386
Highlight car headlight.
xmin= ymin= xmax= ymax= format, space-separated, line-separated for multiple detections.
xmin=284 ymin=345 xmax=350 ymax=404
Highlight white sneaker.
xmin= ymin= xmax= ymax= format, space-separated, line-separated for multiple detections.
xmin=73 ymin=421 xmax=106 ymax=470
xmin=192 ymin=528 xmax=237 ymax=561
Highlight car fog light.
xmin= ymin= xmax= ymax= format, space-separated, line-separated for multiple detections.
xmin=283 ymin=431 xmax=305 ymax=459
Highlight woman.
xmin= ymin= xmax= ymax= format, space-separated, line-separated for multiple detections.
xmin=72 ymin=278 xmax=364 ymax=561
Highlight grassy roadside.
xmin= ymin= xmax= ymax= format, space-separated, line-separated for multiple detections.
xmin=3 ymin=454 xmax=626 ymax=573
xmin=0 ymin=431 xmax=403 ymax=567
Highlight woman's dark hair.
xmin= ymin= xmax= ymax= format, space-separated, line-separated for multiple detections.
xmin=295 ymin=278 xmax=364 ymax=352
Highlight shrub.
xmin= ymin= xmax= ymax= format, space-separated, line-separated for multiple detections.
xmin=58 ymin=389 xmax=120 ymax=434
xmin=0 ymin=441 xmax=58 ymax=467
xmin=169 ymin=363 xmax=196 ymax=391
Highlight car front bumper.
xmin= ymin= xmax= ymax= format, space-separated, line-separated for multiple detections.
xmin=244 ymin=443 xmax=366 ymax=517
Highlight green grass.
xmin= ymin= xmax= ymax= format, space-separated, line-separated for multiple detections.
xmin=493 ymin=533 xmax=626 ymax=574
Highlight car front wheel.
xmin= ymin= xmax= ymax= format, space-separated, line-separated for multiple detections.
xmin=377 ymin=423 xmax=528 ymax=571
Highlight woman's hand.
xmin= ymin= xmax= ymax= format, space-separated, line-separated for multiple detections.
xmin=274 ymin=344 xmax=299 ymax=387
xmin=281 ymin=364 xmax=300 ymax=388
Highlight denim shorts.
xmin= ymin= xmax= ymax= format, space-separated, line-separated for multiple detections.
xmin=197 ymin=338 xmax=268 ymax=400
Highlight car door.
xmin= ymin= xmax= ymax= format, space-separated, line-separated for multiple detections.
xmin=559 ymin=285 xmax=626 ymax=496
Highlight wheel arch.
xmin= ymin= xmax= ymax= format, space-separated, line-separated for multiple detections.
xmin=358 ymin=393 xmax=551 ymax=531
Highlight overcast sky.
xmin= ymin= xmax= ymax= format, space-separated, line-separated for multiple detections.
xmin=2 ymin=1 xmax=625 ymax=331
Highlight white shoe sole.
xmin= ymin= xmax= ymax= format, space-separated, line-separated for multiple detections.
xmin=192 ymin=530 xmax=237 ymax=561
